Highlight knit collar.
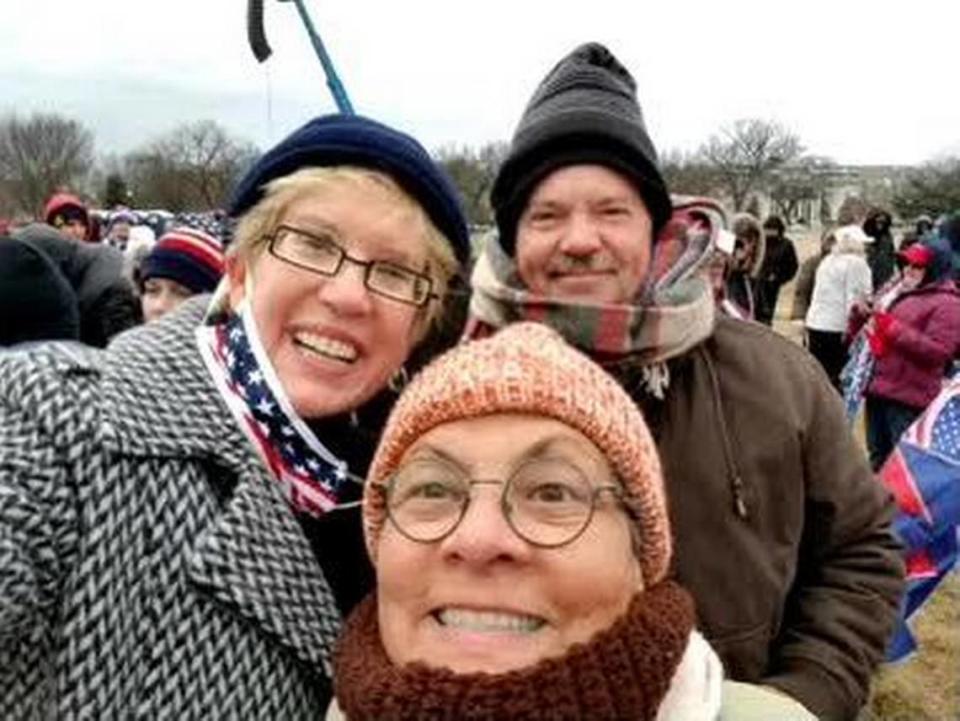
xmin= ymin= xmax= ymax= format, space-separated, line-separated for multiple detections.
xmin=196 ymin=302 xmax=352 ymax=517
xmin=333 ymin=581 xmax=696 ymax=721
xmin=466 ymin=198 xmax=722 ymax=398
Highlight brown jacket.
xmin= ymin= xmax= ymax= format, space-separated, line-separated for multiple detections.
xmin=613 ymin=315 xmax=904 ymax=721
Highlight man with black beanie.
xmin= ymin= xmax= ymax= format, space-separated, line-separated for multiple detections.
xmin=467 ymin=42 xmax=903 ymax=720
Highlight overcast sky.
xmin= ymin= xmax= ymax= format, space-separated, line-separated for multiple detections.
xmin=2 ymin=1 xmax=957 ymax=166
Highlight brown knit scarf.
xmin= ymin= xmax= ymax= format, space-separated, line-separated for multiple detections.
xmin=333 ymin=581 xmax=695 ymax=721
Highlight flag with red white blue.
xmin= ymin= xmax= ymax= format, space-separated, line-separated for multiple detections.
xmin=196 ymin=310 xmax=350 ymax=516
xmin=880 ymin=378 xmax=960 ymax=660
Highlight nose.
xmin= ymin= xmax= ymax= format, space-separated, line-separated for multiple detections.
xmin=557 ymin=210 xmax=602 ymax=257
xmin=157 ymin=288 xmax=180 ymax=315
xmin=315 ymin=258 xmax=374 ymax=316
xmin=440 ymin=485 xmax=531 ymax=566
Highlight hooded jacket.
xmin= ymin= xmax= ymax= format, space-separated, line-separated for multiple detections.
xmin=756 ymin=228 xmax=799 ymax=324
xmin=724 ymin=214 xmax=766 ymax=320
xmin=863 ymin=210 xmax=896 ymax=291
xmin=866 ymin=239 xmax=960 ymax=409
xmin=14 ymin=223 xmax=140 ymax=347
xmin=609 ymin=313 xmax=902 ymax=721
xmin=0 ymin=238 xmax=80 ymax=345
xmin=805 ymin=228 xmax=873 ymax=333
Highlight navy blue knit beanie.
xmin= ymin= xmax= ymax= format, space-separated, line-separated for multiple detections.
xmin=229 ymin=114 xmax=470 ymax=266
xmin=140 ymin=227 xmax=225 ymax=293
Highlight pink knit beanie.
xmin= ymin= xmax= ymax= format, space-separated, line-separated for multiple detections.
xmin=364 ymin=322 xmax=672 ymax=586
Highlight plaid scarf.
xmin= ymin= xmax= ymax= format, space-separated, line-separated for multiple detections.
xmin=467 ymin=197 xmax=722 ymax=397
xmin=196 ymin=307 xmax=350 ymax=517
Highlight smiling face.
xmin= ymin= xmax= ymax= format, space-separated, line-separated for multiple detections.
xmin=227 ymin=180 xmax=429 ymax=419
xmin=375 ymin=413 xmax=642 ymax=675
xmin=515 ymin=165 xmax=654 ymax=304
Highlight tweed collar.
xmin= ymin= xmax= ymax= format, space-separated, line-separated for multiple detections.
xmin=97 ymin=296 xmax=343 ymax=676
xmin=98 ymin=296 xmax=250 ymax=464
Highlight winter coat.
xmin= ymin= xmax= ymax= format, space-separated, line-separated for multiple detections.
xmin=0 ymin=299 xmax=348 ymax=719
xmin=613 ymin=315 xmax=904 ymax=721
xmin=864 ymin=211 xmax=897 ymax=291
xmin=724 ymin=270 xmax=756 ymax=319
xmin=805 ymin=247 xmax=872 ymax=333
xmin=14 ymin=223 xmax=140 ymax=347
xmin=866 ymin=279 xmax=960 ymax=409
xmin=755 ymin=235 xmax=798 ymax=324
xmin=790 ymin=254 xmax=824 ymax=320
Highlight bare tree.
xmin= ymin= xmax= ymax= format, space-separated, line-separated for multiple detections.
xmin=435 ymin=141 xmax=509 ymax=226
xmin=0 ymin=112 xmax=94 ymax=215
xmin=660 ymin=149 xmax=717 ymax=197
xmin=125 ymin=121 xmax=258 ymax=211
xmin=699 ymin=119 xmax=803 ymax=211
xmin=769 ymin=155 xmax=837 ymax=224
xmin=892 ymin=157 xmax=960 ymax=220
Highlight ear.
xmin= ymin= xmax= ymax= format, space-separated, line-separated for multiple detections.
xmin=226 ymin=255 xmax=248 ymax=311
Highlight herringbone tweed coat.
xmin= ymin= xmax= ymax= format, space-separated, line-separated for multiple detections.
xmin=0 ymin=299 xmax=341 ymax=719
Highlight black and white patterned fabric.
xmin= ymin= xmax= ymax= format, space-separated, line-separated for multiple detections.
xmin=0 ymin=298 xmax=341 ymax=719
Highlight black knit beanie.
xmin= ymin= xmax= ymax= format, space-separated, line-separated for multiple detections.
xmin=491 ymin=42 xmax=672 ymax=256
xmin=0 ymin=238 xmax=80 ymax=346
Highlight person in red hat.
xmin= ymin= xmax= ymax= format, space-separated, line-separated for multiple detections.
xmin=858 ymin=239 xmax=960 ymax=469
xmin=43 ymin=192 xmax=91 ymax=242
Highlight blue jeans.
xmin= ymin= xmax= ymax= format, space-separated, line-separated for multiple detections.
xmin=865 ymin=395 xmax=921 ymax=471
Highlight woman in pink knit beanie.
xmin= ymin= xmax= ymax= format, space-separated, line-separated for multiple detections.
xmin=330 ymin=322 xmax=728 ymax=720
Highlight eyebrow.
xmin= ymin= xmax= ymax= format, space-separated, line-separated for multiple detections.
xmin=285 ymin=219 xmax=342 ymax=241
xmin=407 ymin=434 xmax=608 ymax=476
xmin=287 ymin=219 xmax=422 ymax=266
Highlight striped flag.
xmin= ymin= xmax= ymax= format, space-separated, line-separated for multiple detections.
xmin=880 ymin=378 xmax=960 ymax=660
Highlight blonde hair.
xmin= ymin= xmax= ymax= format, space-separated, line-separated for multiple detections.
xmin=228 ymin=166 xmax=459 ymax=338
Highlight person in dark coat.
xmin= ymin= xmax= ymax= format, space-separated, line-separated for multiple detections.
xmin=853 ymin=238 xmax=960 ymax=470
xmin=467 ymin=42 xmax=903 ymax=720
xmin=725 ymin=213 xmax=765 ymax=320
xmin=756 ymin=215 xmax=798 ymax=325
xmin=13 ymin=223 xmax=141 ymax=347
xmin=0 ymin=237 xmax=80 ymax=346
xmin=863 ymin=208 xmax=897 ymax=291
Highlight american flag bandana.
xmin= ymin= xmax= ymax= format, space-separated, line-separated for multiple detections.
xmin=196 ymin=307 xmax=350 ymax=516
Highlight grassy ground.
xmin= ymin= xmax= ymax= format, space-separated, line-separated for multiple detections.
xmin=774 ymin=231 xmax=959 ymax=720
xmin=866 ymin=573 xmax=960 ymax=720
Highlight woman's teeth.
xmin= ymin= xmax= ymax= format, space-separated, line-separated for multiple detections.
xmin=294 ymin=333 xmax=358 ymax=362
xmin=436 ymin=608 xmax=545 ymax=633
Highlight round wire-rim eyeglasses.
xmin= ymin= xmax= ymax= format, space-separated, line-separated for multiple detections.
xmin=374 ymin=458 xmax=628 ymax=549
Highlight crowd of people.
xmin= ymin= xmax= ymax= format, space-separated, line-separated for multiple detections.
xmin=793 ymin=210 xmax=960 ymax=472
xmin=1 ymin=40 xmax=957 ymax=720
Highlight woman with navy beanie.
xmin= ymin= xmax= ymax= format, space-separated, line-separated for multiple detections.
xmin=0 ymin=114 xmax=469 ymax=718
xmin=139 ymin=225 xmax=225 ymax=322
